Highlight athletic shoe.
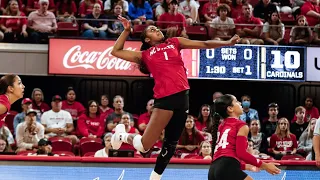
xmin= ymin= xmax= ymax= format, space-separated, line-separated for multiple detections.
xmin=111 ymin=124 xmax=126 ymax=150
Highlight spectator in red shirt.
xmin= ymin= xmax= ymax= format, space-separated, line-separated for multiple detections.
xmin=195 ymin=104 xmax=213 ymax=134
xmin=292 ymin=96 xmax=320 ymax=122
xmin=235 ymin=3 xmax=264 ymax=44
xmin=0 ymin=0 xmax=28 ymax=43
xmin=31 ymin=88 xmax=50 ymax=116
xmin=137 ymin=99 xmax=154 ymax=133
xmin=26 ymin=0 xmax=55 ymax=14
xmin=194 ymin=141 xmax=212 ymax=159
xmin=99 ymin=94 xmax=114 ymax=120
xmin=201 ymin=0 xmax=219 ymax=24
xmin=301 ymin=0 xmax=320 ymax=27
xmin=79 ymin=0 xmax=103 ymax=17
xmin=61 ymin=87 xmax=86 ymax=126
xmin=0 ymin=0 xmax=24 ymax=15
xmin=56 ymin=0 xmax=77 ymax=22
xmin=230 ymin=0 xmax=244 ymax=19
xmin=269 ymin=118 xmax=298 ymax=160
xmin=177 ymin=115 xmax=205 ymax=154
xmin=77 ymin=100 xmax=105 ymax=138
xmin=157 ymin=0 xmax=188 ymax=38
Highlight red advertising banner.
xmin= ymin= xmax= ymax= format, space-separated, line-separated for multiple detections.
xmin=48 ymin=38 xmax=199 ymax=78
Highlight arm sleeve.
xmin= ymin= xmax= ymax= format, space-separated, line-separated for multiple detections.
xmin=236 ymin=136 xmax=263 ymax=168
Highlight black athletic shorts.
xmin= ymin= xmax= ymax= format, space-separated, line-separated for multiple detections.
xmin=153 ymin=90 xmax=189 ymax=111
xmin=208 ymin=157 xmax=248 ymax=180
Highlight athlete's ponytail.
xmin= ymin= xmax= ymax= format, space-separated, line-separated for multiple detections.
xmin=138 ymin=28 xmax=151 ymax=75
xmin=211 ymin=112 xmax=221 ymax=157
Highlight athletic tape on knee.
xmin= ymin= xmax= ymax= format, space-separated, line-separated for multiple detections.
xmin=133 ymin=135 xmax=148 ymax=153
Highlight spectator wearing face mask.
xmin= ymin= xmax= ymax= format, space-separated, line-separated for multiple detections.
xmin=239 ymin=95 xmax=259 ymax=125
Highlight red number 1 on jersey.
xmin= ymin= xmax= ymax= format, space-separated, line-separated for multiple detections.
xmin=214 ymin=129 xmax=231 ymax=153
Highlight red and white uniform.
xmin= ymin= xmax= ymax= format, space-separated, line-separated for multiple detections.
xmin=141 ymin=37 xmax=190 ymax=99
xmin=270 ymin=134 xmax=297 ymax=152
xmin=213 ymin=117 xmax=246 ymax=162
xmin=0 ymin=95 xmax=10 ymax=127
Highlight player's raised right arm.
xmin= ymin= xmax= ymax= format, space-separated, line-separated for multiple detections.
xmin=111 ymin=16 xmax=142 ymax=63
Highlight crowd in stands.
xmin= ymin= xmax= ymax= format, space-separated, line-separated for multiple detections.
xmin=0 ymin=0 xmax=320 ymax=45
xmin=0 ymin=86 xmax=318 ymax=162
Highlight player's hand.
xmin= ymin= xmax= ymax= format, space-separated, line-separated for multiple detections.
xmin=245 ymin=164 xmax=260 ymax=172
xmin=118 ymin=15 xmax=131 ymax=31
xmin=261 ymin=162 xmax=281 ymax=175
xmin=228 ymin=34 xmax=240 ymax=45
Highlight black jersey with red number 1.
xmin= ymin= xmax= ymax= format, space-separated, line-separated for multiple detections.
xmin=213 ymin=117 xmax=247 ymax=162
xmin=141 ymin=37 xmax=190 ymax=99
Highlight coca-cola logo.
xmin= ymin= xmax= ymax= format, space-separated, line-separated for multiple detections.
xmin=63 ymin=45 xmax=138 ymax=70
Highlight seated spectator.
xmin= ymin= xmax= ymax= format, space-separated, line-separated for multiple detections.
xmin=27 ymin=0 xmax=57 ymax=44
xmin=247 ymin=139 xmax=259 ymax=155
xmin=94 ymin=133 xmax=112 ymax=157
xmin=0 ymin=126 xmax=14 ymax=146
xmin=107 ymin=4 xmax=130 ymax=39
xmin=179 ymin=0 xmax=200 ymax=25
xmin=195 ymin=141 xmax=212 ymax=159
xmin=106 ymin=95 xmax=134 ymax=132
xmin=235 ymin=3 xmax=264 ymax=45
xmin=128 ymin=0 xmax=154 ymax=25
xmin=270 ymin=118 xmax=298 ymax=160
xmin=137 ymin=99 xmax=154 ymax=133
xmin=0 ymin=134 xmax=12 ymax=152
xmin=62 ymin=87 xmax=86 ymax=127
xmin=41 ymin=95 xmax=78 ymax=144
xmin=261 ymin=103 xmax=279 ymax=138
xmin=99 ymin=94 xmax=114 ymax=119
xmin=177 ymin=115 xmax=205 ymax=154
xmin=55 ymin=0 xmax=77 ymax=22
xmin=210 ymin=4 xmax=235 ymax=41
xmin=292 ymin=96 xmax=319 ymax=122
xmin=301 ymin=0 xmax=320 ymax=27
xmin=248 ymin=119 xmax=269 ymax=154
xmin=77 ymin=100 xmax=105 ymax=138
xmin=31 ymin=88 xmax=51 ymax=117
xmin=313 ymin=23 xmax=320 ymax=44
xmin=0 ymin=0 xmax=28 ymax=43
xmin=16 ymin=109 xmax=44 ymax=152
xmin=272 ymin=0 xmax=295 ymax=13
xmin=297 ymin=118 xmax=316 ymax=159
xmin=28 ymin=138 xmax=58 ymax=156
xmin=230 ymin=0 xmax=244 ymax=19
xmin=239 ymin=95 xmax=259 ymax=124
xmin=0 ymin=0 xmax=23 ymax=14
xmin=289 ymin=15 xmax=312 ymax=45
xmin=104 ymin=0 xmax=128 ymax=14
xmin=79 ymin=0 xmax=103 ymax=17
xmin=13 ymin=98 xmax=40 ymax=135
xmin=82 ymin=3 xmax=108 ymax=39
xmin=194 ymin=104 xmax=213 ymax=142
xmin=26 ymin=0 xmax=55 ymax=14
xmin=253 ymin=0 xmax=277 ymax=22
xmin=155 ymin=0 xmax=170 ymax=19
xmin=157 ymin=0 xmax=188 ymax=38
xmin=201 ymin=0 xmax=219 ymax=24
xmin=290 ymin=106 xmax=308 ymax=139
xmin=262 ymin=11 xmax=285 ymax=45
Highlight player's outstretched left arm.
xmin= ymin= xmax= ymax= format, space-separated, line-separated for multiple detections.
xmin=178 ymin=35 xmax=240 ymax=49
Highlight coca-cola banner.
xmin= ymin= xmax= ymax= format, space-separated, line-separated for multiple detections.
xmin=48 ymin=38 xmax=199 ymax=78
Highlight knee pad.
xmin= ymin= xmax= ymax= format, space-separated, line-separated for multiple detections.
xmin=158 ymin=139 xmax=178 ymax=162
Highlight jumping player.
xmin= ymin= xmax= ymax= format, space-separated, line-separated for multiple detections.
xmin=110 ymin=16 xmax=240 ymax=180
xmin=209 ymin=94 xmax=281 ymax=180
xmin=0 ymin=74 xmax=25 ymax=127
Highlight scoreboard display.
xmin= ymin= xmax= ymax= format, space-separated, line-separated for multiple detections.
xmin=197 ymin=45 xmax=306 ymax=81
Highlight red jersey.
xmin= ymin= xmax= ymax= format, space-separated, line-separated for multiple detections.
xmin=137 ymin=112 xmax=151 ymax=126
xmin=99 ymin=107 xmax=114 ymax=119
xmin=269 ymin=134 xmax=298 ymax=152
xmin=61 ymin=100 xmax=86 ymax=119
xmin=56 ymin=1 xmax=77 ymax=14
xmin=77 ymin=114 xmax=105 ymax=137
xmin=195 ymin=120 xmax=207 ymax=132
xmin=157 ymin=13 xmax=186 ymax=36
xmin=79 ymin=0 xmax=103 ymax=15
xmin=32 ymin=102 xmax=50 ymax=115
xmin=27 ymin=0 xmax=55 ymax=10
xmin=301 ymin=1 xmax=320 ymax=26
xmin=201 ymin=2 xmax=219 ymax=18
xmin=141 ymin=37 xmax=190 ymax=99
xmin=213 ymin=118 xmax=246 ymax=162
xmin=0 ymin=94 xmax=10 ymax=127
xmin=292 ymin=106 xmax=320 ymax=123
xmin=0 ymin=12 xmax=27 ymax=32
